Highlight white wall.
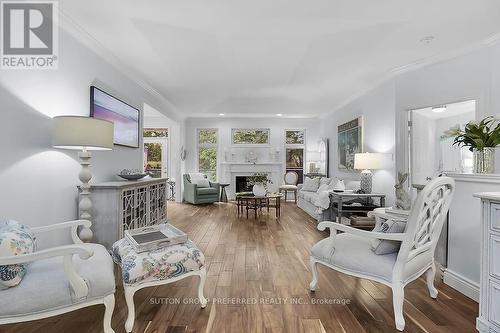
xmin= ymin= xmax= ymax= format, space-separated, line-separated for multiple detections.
xmin=0 ymin=28 xmax=180 ymax=247
xmin=184 ymin=117 xmax=321 ymax=183
xmin=320 ymin=81 xmax=397 ymax=205
xmin=392 ymin=44 xmax=500 ymax=300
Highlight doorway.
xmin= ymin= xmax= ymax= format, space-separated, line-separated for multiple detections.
xmin=143 ymin=128 xmax=169 ymax=179
xmin=408 ymin=100 xmax=476 ymax=186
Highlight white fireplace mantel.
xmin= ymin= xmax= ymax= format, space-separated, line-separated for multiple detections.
xmin=220 ymin=161 xmax=284 ymax=199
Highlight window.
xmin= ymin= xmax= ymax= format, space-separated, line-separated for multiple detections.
xmin=143 ymin=128 xmax=168 ymax=178
xmin=232 ymin=128 xmax=270 ymax=145
xmin=197 ymin=129 xmax=218 ymax=181
xmin=144 ymin=128 xmax=168 ymax=138
xmin=285 ymin=130 xmax=304 ymax=144
xmin=285 ymin=130 xmax=305 ymax=183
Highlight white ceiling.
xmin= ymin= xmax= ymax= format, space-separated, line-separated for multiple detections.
xmin=61 ymin=0 xmax=500 ymax=118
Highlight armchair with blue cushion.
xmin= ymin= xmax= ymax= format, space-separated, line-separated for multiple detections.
xmin=183 ymin=173 xmax=220 ymax=204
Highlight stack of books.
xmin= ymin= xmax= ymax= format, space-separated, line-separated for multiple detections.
xmin=125 ymin=223 xmax=188 ymax=253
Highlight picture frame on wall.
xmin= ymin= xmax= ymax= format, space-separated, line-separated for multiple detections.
xmin=338 ymin=117 xmax=363 ymax=170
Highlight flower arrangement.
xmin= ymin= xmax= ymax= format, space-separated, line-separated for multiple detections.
xmin=443 ymin=116 xmax=500 ymax=151
xmin=247 ymin=173 xmax=273 ymax=189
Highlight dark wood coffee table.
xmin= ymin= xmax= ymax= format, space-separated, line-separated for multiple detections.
xmin=236 ymin=193 xmax=283 ymax=219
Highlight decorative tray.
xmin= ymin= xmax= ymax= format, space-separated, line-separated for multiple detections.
xmin=125 ymin=223 xmax=188 ymax=253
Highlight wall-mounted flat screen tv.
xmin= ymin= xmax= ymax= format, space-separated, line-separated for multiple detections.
xmin=90 ymin=86 xmax=140 ymax=148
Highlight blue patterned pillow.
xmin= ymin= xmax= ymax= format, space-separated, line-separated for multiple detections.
xmin=0 ymin=221 xmax=36 ymax=289
xmin=370 ymin=219 xmax=406 ymax=255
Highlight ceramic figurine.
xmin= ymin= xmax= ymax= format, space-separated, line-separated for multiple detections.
xmin=395 ymin=172 xmax=411 ymax=210
xmin=333 ymin=179 xmax=346 ymax=192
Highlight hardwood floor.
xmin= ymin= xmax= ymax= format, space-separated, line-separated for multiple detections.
xmin=2 ymin=202 xmax=478 ymax=333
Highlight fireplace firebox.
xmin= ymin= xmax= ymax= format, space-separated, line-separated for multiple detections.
xmin=235 ymin=176 xmax=252 ymax=193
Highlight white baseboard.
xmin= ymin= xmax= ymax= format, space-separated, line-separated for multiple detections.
xmin=443 ymin=269 xmax=479 ymax=302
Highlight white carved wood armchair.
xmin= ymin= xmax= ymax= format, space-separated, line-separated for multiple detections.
xmin=309 ymin=177 xmax=455 ymax=331
xmin=0 ymin=220 xmax=116 ymax=333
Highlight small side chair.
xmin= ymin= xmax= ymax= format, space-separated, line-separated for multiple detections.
xmin=279 ymin=171 xmax=299 ymax=203
xmin=309 ymin=177 xmax=455 ymax=331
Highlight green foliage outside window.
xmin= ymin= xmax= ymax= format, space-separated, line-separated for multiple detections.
xmin=232 ymin=129 xmax=269 ymax=144
xmin=144 ymin=128 xmax=168 ymax=137
xmin=144 ymin=143 xmax=162 ymax=178
xmin=285 ymin=130 xmax=304 ymax=144
xmin=199 ymin=147 xmax=217 ymax=181
xmin=199 ymin=129 xmax=217 ymax=144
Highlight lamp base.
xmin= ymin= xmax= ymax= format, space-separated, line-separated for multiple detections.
xmin=360 ymin=170 xmax=373 ymax=194
xmin=78 ymin=150 xmax=93 ymax=242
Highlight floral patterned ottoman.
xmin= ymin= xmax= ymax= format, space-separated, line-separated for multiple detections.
xmin=112 ymin=238 xmax=207 ymax=333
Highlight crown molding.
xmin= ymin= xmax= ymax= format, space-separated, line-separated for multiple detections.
xmin=57 ymin=6 xmax=185 ymax=121
xmin=483 ymin=32 xmax=500 ymax=46
xmin=319 ymin=72 xmax=395 ymax=120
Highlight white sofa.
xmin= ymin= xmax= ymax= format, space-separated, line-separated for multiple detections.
xmin=297 ymin=177 xmax=360 ymax=222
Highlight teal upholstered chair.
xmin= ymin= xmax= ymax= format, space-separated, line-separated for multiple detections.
xmin=183 ymin=173 xmax=220 ymax=204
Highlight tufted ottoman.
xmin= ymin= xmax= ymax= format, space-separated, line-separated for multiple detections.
xmin=112 ymin=238 xmax=207 ymax=333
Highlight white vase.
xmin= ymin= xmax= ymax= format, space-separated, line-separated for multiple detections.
xmin=252 ymin=183 xmax=266 ymax=197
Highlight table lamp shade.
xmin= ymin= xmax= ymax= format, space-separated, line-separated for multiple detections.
xmin=354 ymin=152 xmax=384 ymax=170
xmin=52 ymin=116 xmax=114 ymax=150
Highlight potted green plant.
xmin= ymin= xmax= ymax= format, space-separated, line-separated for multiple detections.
xmin=248 ymin=173 xmax=273 ymax=197
xmin=444 ymin=116 xmax=500 ymax=173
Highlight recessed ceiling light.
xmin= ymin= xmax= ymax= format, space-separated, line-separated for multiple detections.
xmin=276 ymin=113 xmax=283 ymax=117
xmin=432 ymin=105 xmax=447 ymax=113
xmin=420 ymin=36 xmax=435 ymax=44
xmin=219 ymin=113 xmax=225 ymax=116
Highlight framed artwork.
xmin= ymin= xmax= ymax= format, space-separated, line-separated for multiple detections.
xmin=338 ymin=117 xmax=363 ymax=170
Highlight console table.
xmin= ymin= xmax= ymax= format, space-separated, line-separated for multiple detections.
xmin=79 ymin=178 xmax=168 ymax=248
xmin=329 ymin=192 xmax=386 ymax=224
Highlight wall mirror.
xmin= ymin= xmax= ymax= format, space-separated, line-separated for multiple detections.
xmin=408 ymin=99 xmax=476 ymax=186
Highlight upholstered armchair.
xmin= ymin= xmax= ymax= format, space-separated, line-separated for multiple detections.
xmin=0 ymin=220 xmax=116 ymax=333
xmin=309 ymin=177 xmax=455 ymax=331
xmin=183 ymin=173 xmax=220 ymax=204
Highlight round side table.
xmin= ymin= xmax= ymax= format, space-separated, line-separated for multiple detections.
xmin=220 ymin=183 xmax=230 ymax=203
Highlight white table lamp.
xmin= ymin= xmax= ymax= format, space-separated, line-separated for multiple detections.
xmin=52 ymin=116 xmax=114 ymax=241
xmin=354 ymin=152 xmax=384 ymax=194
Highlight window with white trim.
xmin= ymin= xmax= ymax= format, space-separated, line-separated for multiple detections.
xmin=197 ymin=129 xmax=218 ymax=181
xmin=285 ymin=129 xmax=305 ymax=183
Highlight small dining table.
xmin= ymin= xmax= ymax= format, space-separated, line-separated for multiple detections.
xmin=236 ymin=193 xmax=283 ymax=219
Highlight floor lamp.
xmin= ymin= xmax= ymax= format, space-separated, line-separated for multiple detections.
xmin=52 ymin=116 xmax=114 ymax=241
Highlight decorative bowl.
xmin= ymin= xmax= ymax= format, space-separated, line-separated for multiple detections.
xmin=118 ymin=173 xmax=148 ymax=181
xmin=118 ymin=169 xmax=149 ymax=181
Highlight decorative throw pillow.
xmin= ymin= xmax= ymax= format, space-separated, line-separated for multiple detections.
xmin=319 ymin=177 xmax=332 ymax=186
xmin=193 ymin=179 xmax=210 ymax=188
xmin=316 ymin=184 xmax=330 ymax=194
xmin=189 ymin=173 xmax=206 ymax=182
xmin=370 ymin=219 xmax=406 ymax=255
xmin=0 ymin=220 xmax=36 ymax=289
xmin=302 ymin=177 xmax=320 ymax=192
